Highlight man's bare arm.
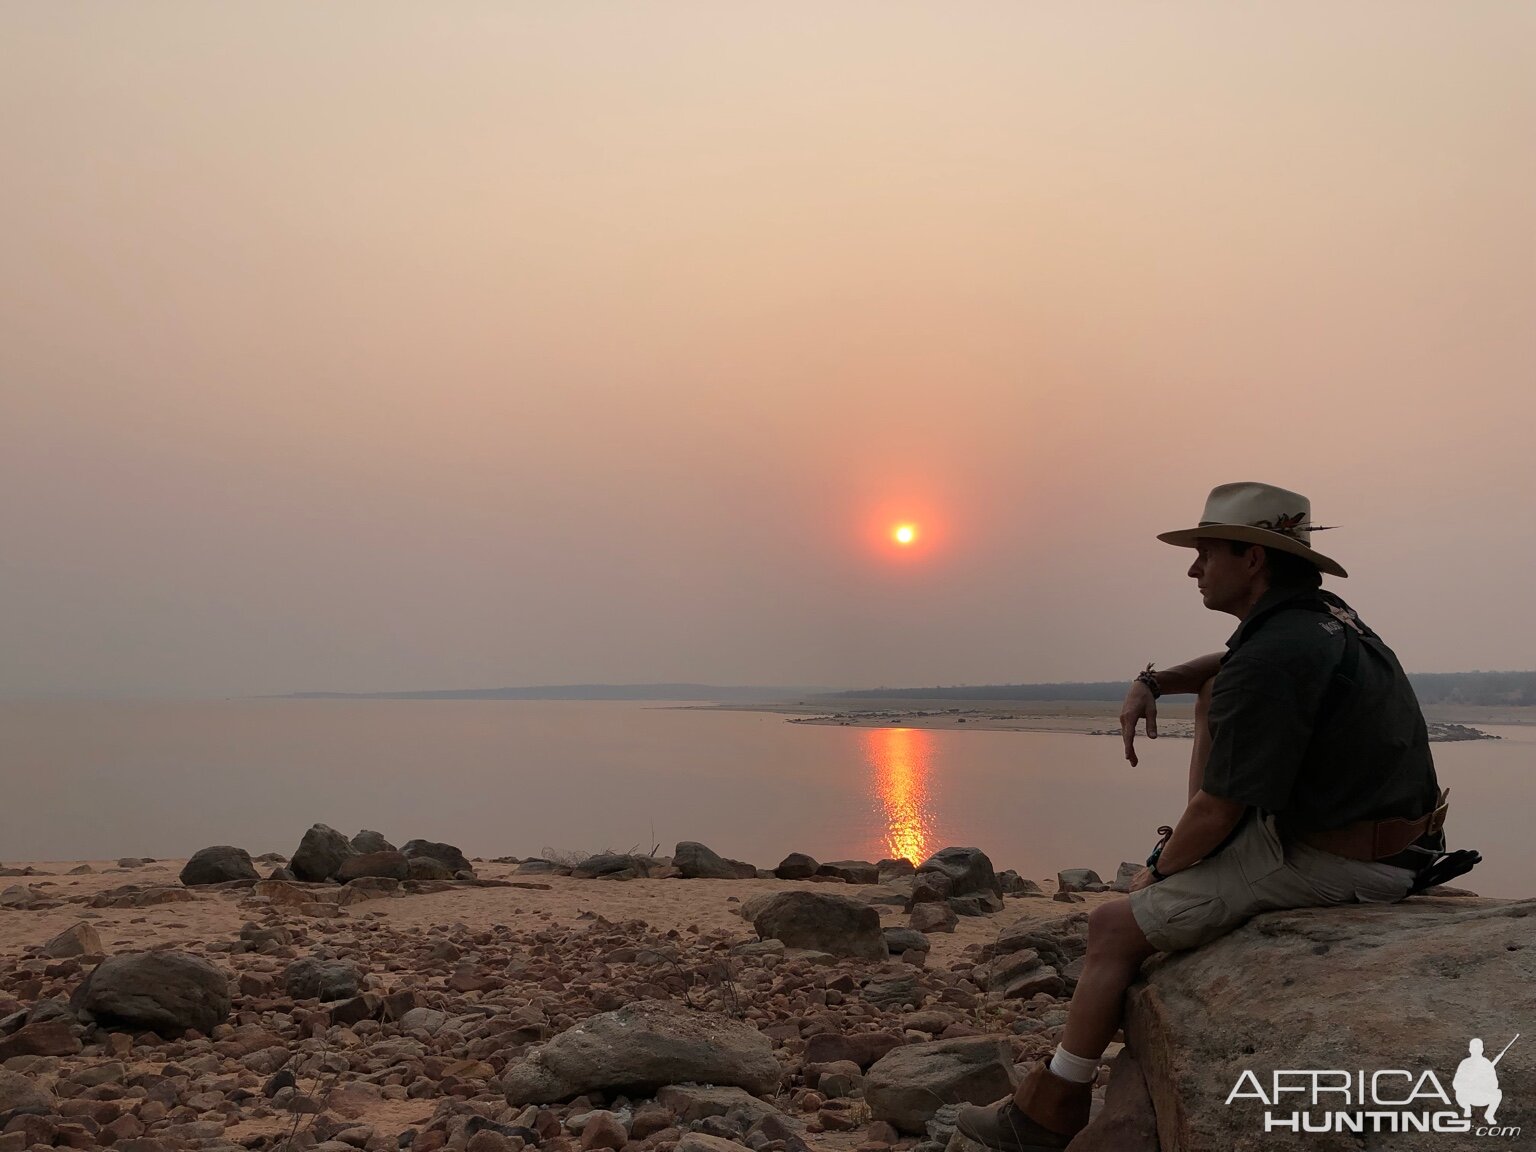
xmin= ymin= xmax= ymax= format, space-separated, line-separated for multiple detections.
xmin=1120 ymin=652 xmax=1224 ymax=766
xmin=1151 ymin=653 xmax=1224 ymax=696
xmin=1150 ymin=790 xmax=1247 ymax=874
xmin=1128 ymin=790 xmax=1247 ymax=891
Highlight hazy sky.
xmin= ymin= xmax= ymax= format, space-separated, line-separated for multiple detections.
xmin=3 ymin=3 xmax=1533 ymax=697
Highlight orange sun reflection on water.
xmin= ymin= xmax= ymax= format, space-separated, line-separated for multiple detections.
xmin=865 ymin=727 xmax=935 ymax=864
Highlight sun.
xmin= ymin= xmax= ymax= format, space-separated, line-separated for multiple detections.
xmin=893 ymin=524 xmax=917 ymax=546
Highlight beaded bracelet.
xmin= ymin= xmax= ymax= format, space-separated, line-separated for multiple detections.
xmin=1135 ymin=663 xmax=1161 ymax=699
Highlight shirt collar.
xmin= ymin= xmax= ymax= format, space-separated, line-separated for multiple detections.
xmin=1225 ymin=582 xmax=1323 ymax=651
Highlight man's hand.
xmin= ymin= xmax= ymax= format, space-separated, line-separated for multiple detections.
xmin=1127 ymin=866 xmax=1159 ymax=892
xmin=1120 ymin=681 xmax=1159 ymax=766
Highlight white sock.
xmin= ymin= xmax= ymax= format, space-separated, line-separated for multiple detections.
xmin=1048 ymin=1044 xmax=1099 ymax=1084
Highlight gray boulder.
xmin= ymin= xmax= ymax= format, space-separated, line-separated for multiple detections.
xmin=989 ymin=913 xmax=1088 ymax=994
xmin=864 ymin=1036 xmax=1015 ymax=1134
xmin=401 ymin=839 xmax=472 ymax=875
xmin=883 ymin=926 xmax=932 ymax=958
xmin=816 ymin=860 xmax=880 ymax=884
xmin=1111 ymin=861 xmax=1143 ymax=893
xmin=406 ymin=856 xmax=455 ymax=881
xmin=69 ymin=951 xmax=231 ymax=1036
xmin=336 ymin=851 xmax=410 ymax=882
xmin=351 ymin=829 xmax=396 ymax=854
xmin=290 ymin=823 xmax=357 ymax=882
xmin=907 ymin=874 xmax=953 ymax=908
xmin=571 ymin=853 xmax=661 ymax=880
xmin=998 ymin=869 xmax=1046 ymax=897
xmin=948 ymin=892 xmax=1005 ymax=916
xmin=862 ymin=967 xmax=926 ymax=1008
xmin=179 ymin=845 xmax=259 ymax=886
xmin=911 ymin=902 xmax=958 ymax=934
xmin=774 ymin=852 xmax=819 ymax=879
xmin=674 ymin=841 xmax=756 ymax=879
xmin=516 ymin=859 xmax=565 ymax=875
xmin=1056 ymin=868 xmax=1103 ymax=893
xmin=654 ymin=1083 xmax=784 ymax=1125
xmin=43 ymin=922 xmax=102 ymax=959
xmin=501 ymin=999 xmax=780 ymax=1105
xmin=283 ymin=957 xmax=363 ymax=1002
xmin=986 ymin=948 xmax=1064 ymax=1000
xmin=918 ymin=846 xmax=1002 ymax=898
xmin=399 ymin=1006 xmax=449 ymax=1035
xmin=749 ymin=891 xmax=888 ymax=959
xmin=1 ymin=885 xmax=41 ymax=909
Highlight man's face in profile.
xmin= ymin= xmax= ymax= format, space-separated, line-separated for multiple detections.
xmin=1188 ymin=538 xmax=1256 ymax=616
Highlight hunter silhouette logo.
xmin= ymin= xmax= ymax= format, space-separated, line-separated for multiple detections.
xmin=1225 ymin=1034 xmax=1522 ymax=1138
xmin=1456 ymin=1035 xmax=1518 ymax=1125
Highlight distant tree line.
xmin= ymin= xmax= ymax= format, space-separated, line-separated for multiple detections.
xmin=828 ymin=670 xmax=1536 ymax=707
xmin=1405 ymin=671 xmax=1536 ymax=706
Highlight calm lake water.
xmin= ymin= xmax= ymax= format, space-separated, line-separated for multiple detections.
xmin=2 ymin=700 xmax=1528 ymax=897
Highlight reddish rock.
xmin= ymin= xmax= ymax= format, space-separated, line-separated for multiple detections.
xmin=0 ymin=1019 xmax=81 ymax=1059
xmin=579 ymin=1110 xmax=628 ymax=1150
xmin=804 ymin=1031 xmax=904 ymax=1069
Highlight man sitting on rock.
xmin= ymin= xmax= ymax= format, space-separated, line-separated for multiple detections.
xmin=959 ymin=482 xmax=1449 ymax=1151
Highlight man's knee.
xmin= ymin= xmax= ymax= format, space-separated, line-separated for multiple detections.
xmin=1087 ymin=898 xmax=1153 ymax=960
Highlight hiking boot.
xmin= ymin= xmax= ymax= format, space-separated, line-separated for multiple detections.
xmin=955 ymin=1061 xmax=1092 ymax=1152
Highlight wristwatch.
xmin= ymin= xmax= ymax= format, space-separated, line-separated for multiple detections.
xmin=1149 ymin=862 xmax=1170 ymax=882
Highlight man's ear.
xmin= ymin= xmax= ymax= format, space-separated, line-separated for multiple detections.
xmin=1245 ymin=544 xmax=1267 ymax=576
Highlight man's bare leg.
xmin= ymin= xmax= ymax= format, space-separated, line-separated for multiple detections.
xmin=1058 ymin=901 xmax=1156 ymax=1059
xmin=957 ymin=675 xmax=1220 ymax=1148
xmin=1058 ymin=677 xmax=1212 ymax=1061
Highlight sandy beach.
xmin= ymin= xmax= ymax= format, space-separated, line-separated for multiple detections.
xmin=0 ymin=850 xmax=1119 ymax=1151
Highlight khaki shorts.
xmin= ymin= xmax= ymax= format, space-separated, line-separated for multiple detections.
xmin=1128 ymin=811 xmax=1416 ymax=953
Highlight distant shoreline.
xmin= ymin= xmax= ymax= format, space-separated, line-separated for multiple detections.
xmin=686 ymin=698 xmax=1524 ymax=739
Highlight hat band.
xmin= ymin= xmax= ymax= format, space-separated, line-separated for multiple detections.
xmin=1198 ymin=511 xmax=1332 ymax=546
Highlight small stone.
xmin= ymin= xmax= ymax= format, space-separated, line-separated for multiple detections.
xmin=579 ymin=1110 xmax=628 ymax=1150
xmin=42 ymin=922 xmax=102 ymax=959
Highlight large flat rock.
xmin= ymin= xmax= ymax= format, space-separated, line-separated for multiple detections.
xmin=501 ymin=999 xmax=780 ymax=1105
xmin=1126 ymin=897 xmax=1535 ymax=1151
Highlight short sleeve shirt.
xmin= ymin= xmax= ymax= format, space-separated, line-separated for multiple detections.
xmin=1201 ymin=585 xmax=1440 ymax=833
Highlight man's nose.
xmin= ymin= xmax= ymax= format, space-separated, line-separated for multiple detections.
xmin=1188 ymin=559 xmax=1201 ymax=578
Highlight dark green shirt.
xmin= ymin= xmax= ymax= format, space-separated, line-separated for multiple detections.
xmin=1202 ymin=584 xmax=1441 ymax=833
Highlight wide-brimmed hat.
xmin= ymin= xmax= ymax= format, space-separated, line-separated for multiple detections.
xmin=1157 ymin=482 xmax=1347 ymax=578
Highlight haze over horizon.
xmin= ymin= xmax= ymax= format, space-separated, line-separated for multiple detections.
xmin=4 ymin=4 xmax=1533 ymax=700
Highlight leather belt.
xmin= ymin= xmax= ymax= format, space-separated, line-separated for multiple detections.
xmin=1296 ymin=788 xmax=1450 ymax=862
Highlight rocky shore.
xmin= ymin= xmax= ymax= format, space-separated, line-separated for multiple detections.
xmin=1 ymin=828 xmax=1528 ymax=1152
